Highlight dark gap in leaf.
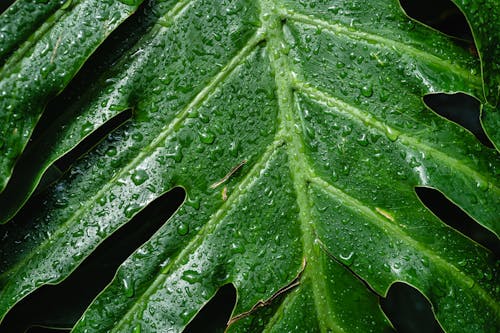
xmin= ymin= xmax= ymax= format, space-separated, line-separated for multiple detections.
xmin=423 ymin=93 xmax=494 ymax=148
xmin=381 ymin=282 xmax=444 ymax=333
xmin=0 ymin=0 xmax=14 ymax=14
xmin=26 ymin=0 xmax=158 ymax=143
xmin=0 ymin=0 xmax=158 ymax=218
xmin=0 ymin=109 xmax=131 ymax=224
xmin=183 ymin=284 xmax=237 ymax=333
xmin=399 ymin=0 xmax=473 ymax=41
xmin=53 ymin=108 xmax=132 ymax=172
xmin=0 ymin=187 xmax=186 ymax=332
xmin=415 ymin=187 xmax=500 ymax=257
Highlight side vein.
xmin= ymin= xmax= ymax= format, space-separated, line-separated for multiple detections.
xmin=261 ymin=1 xmax=346 ymax=331
xmin=282 ymin=10 xmax=481 ymax=86
xmin=295 ymin=82 xmax=499 ymax=194
xmin=0 ymin=30 xmax=265 ymax=286
xmin=110 ymin=135 xmax=284 ymax=333
xmin=310 ymin=175 xmax=499 ymax=313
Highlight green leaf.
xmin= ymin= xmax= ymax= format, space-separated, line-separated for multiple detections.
xmin=0 ymin=0 xmax=144 ymax=192
xmin=451 ymin=0 xmax=500 ymax=105
xmin=450 ymin=0 xmax=500 ymax=150
xmin=1 ymin=0 xmax=499 ymax=332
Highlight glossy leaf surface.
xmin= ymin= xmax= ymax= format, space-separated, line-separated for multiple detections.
xmin=0 ymin=0 xmax=499 ymax=332
xmin=0 ymin=0 xmax=144 ymax=191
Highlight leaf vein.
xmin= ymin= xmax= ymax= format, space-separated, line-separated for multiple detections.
xmin=282 ymin=10 xmax=481 ymax=86
xmin=295 ymin=82 xmax=498 ymax=194
xmin=309 ymin=175 xmax=499 ymax=313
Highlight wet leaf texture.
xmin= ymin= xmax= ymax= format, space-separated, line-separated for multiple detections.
xmin=0 ymin=0 xmax=499 ymax=332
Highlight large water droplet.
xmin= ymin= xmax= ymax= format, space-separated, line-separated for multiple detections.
xmin=177 ymin=222 xmax=189 ymax=236
xmin=80 ymin=121 xmax=94 ymax=136
xmin=360 ymin=85 xmax=373 ymax=97
xmin=133 ymin=323 xmax=141 ymax=333
xmin=385 ymin=127 xmax=399 ymax=142
xmin=199 ymin=131 xmax=215 ymax=144
xmin=131 ymin=169 xmax=149 ymax=185
xmin=182 ymin=270 xmax=201 ymax=283
xmin=124 ymin=204 xmax=141 ymax=218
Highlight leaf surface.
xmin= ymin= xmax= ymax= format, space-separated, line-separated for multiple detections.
xmin=0 ymin=0 xmax=144 ymax=191
xmin=0 ymin=0 xmax=499 ymax=332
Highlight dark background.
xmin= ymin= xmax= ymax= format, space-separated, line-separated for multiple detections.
xmin=0 ymin=0 xmax=498 ymax=332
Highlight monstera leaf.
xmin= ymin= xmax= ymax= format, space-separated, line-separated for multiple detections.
xmin=0 ymin=0 xmax=499 ymax=332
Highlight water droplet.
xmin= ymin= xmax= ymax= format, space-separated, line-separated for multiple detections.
xmin=185 ymin=196 xmax=200 ymax=210
xmin=124 ymin=204 xmax=141 ymax=218
xmin=166 ymin=144 xmax=183 ymax=162
xmin=230 ymin=242 xmax=244 ymax=254
xmin=133 ymin=323 xmax=141 ymax=333
xmin=131 ymin=169 xmax=149 ymax=185
xmin=385 ymin=127 xmax=399 ymax=141
xmin=105 ymin=146 xmax=117 ymax=157
xmin=483 ymin=267 xmax=493 ymax=281
xmin=420 ymin=257 xmax=429 ymax=267
xmin=199 ymin=131 xmax=215 ymax=144
xmin=177 ymin=222 xmax=189 ymax=236
xmin=97 ymin=195 xmax=107 ymax=206
xmin=336 ymin=61 xmax=345 ymax=68
xmin=339 ymin=251 xmax=355 ymax=266
xmin=132 ymin=132 xmax=143 ymax=142
xmin=61 ymin=0 xmax=72 ymax=10
xmin=360 ymin=85 xmax=373 ymax=97
xmin=356 ymin=133 xmax=369 ymax=146
xmin=80 ymin=121 xmax=94 ymax=136
xmin=122 ymin=276 xmax=134 ymax=297
xmin=476 ymin=179 xmax=489 ymax=192
xmin=182 ymin=270 xmax=201 ymax=283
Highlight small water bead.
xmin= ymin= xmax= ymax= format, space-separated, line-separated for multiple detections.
xmin=97 ymin=195 xmax=107 ymax=206
xmin=339 ymin=251 xmax=355 ymax=266
xmin=199 ymin=131 xmax=215 ymax=144
xmin=385 ymin=126 xmax=399 ymax=142
xmin=476 ymin=179 xmax=489 ymax=192
xmin=61 ymin=0 xmax=72 ymax=9
xmin=177 ymin=222 xmax=189 ymax=236
xmin=356 ymin=133 xmax=369 ymax=146
xmin=105 ymin=146 xmax=117 ymax=157
xmin=360 ymin=84 xmax=373 ymax=97
xmin=124 ymin=204 xmax=141 ymax=218
xmin=132 ymin=132 xmax=143 ymax=142
xmin=165 ymin=144 xmax=183 ymax=162
xmin=131 ymin=169 xmax=149 ymax=185
xmin=185 ymin=196 xmax=200 ymax=210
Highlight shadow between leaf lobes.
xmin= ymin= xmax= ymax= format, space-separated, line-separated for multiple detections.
xmin=183 ymin=284 xmax=237 ymax=333
xmin=0 ymin=187 xmax=185 ymax=332
xmin=399 ymin=0 xmax=473 ymax=41
xmin=423 ymin=93 xmax=494 ymax=148
xmin=415 ymin=186 xmax=500 ymax=257
xmin=381 ymin=282 xmax=444 ymax=333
